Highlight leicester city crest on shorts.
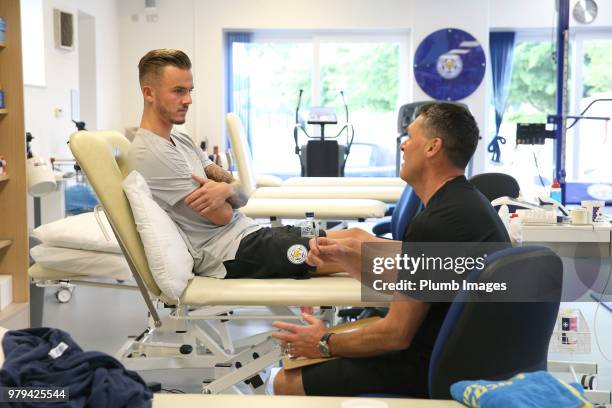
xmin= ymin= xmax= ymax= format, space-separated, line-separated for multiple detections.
xmin=287 ymin=244 xmax=308 ymax=264
xmin=413 ymin=28 xmax=486 ymax=101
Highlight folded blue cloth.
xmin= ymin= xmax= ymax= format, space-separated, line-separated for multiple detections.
xmin=450 ymin=371 xmax=593 ymax=408
xmin=1 ymin=327 xmax=152 ymax=408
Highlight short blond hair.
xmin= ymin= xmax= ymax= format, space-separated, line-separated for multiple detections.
xmin=138 ymin=48 xmax=192 ymax=86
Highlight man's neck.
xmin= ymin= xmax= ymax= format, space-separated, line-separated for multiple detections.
xmin=140 ymin=109 xmax=172 ymax=141
xmin=413 ymin=169 xmax=464 ymax=206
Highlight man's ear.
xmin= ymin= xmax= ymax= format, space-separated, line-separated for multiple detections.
xmin=142 ymin=84 xmax=155 ymax=103
xmin=425 ymin=137 xmax=443 ymax=158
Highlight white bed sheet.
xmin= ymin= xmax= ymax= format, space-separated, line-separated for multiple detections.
xmin=32 ymin=211 xmax=121 ymax=254
xmin=30 ymin=244 xmax=132 ymax=281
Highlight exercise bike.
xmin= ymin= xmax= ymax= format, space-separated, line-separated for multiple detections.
xmin=292 ymin=89 xmax=355 ymax=177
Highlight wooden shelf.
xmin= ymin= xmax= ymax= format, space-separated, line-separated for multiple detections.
xmin=0 ymin=0 xmax=29 ymax=321
xmin=0 ymin=302 xmax=27 ymax=318
xmin=0 ymin=302 xmax=29 ymax=329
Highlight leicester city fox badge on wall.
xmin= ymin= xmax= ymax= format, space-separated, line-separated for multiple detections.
xmin=287 ymin=244 xmax=308 ymax=264
xmin=413 ymin=28 xmax=486 ymax=101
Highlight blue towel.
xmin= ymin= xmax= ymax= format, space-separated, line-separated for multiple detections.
xmin=450 ymin=371 xmax=593 ymax=408
xmin=65 ymin=183 xmax=99 ymax=214
xmin=1 ymin=327 xmax=152 ymax=408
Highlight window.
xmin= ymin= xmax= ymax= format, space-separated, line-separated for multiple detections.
xmin=486 ymin=38 xmax=562 ymax=201
xmin=487 ymin=30 xmax=612 ymax=203
xmin=566 ymin=37 xmax=612 ymax=192
xmin=21 ymin=0 xmax=46 ymax=87
xmin=228 ymin=33 xmax=407 ymax=179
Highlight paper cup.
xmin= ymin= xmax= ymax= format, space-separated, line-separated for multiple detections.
xmin=581 ymin=200 xmax=605 ymax=223
xmin=570 ymin=208 xmax=588 ymax=225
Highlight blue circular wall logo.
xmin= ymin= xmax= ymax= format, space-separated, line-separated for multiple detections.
xmin=414 ymin=28 xmax=486 ymax=101
xmin=436 ymin=53 xmax=463 ymax=79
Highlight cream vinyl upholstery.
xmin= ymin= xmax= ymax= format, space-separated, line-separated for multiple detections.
xmin=240 ymin=198 xmax=387 ymax=220
xmin=282 ymin=176 xmax=406 ymax=187
xmin=42 ymin=130 xmax=382 ymax=307
xmin=226 ymin=113 xmax=403 ymax=203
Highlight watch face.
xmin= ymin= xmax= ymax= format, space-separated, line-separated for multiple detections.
xmin=318 ymin=340 xmax=330 ymax=357
xmin=573 ymin=0 xmax=598 ymax=24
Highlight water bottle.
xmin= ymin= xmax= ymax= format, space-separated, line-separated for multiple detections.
xmin=550 ymin=179 xmax=562 ymax=204
xmin=300 ymin=212 xmax=318 ymax=249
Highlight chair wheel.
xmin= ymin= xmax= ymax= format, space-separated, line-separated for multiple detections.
xmin=581 ymin=374 xmax=597 ymax=390
xmin=55 ymin=288 xmax=72 ymax=303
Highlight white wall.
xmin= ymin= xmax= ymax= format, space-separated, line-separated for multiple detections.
xmin=78 ymin=10 xmax=97 ymax=130
xmin=23 ymin=0 xmax=121 ymax=161
xmin=22 ymin=0 xmax=121 ymax=228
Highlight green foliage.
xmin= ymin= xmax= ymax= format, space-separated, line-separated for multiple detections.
xmin=320 ymin=43 xmax=399 ymax=112
xmin=583 ymin=40 xmax=612 ymax=97
xmin=246 ymin=43 xmax=313 ymax=112
xmin=506 ymin=42 xmax=557 ymax=123
xmin=505 ymin=39 xmax=612 ymax=124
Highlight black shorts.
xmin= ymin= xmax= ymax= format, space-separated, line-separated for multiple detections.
xmin=223 ymin=226 xmax=326 ymax=279
xmin=301 ymin=348 xmax=430 ymax=397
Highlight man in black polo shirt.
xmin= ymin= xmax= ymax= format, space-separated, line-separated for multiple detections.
xmin=271 ymin=102 xmax=510 ymax=396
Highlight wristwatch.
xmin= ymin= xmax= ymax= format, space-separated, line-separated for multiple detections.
xmin=318 ymin=332 xmax=334 ymax=357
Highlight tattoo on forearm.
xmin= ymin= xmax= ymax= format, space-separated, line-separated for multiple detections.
xmin=205 ymin=164 xmax=235 ymax=183
xmin=204 ymin=164 xmax=249 ymax=208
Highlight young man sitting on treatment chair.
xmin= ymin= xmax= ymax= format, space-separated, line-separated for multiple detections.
xmin=129 ymin=48 xmax=377 ymax=281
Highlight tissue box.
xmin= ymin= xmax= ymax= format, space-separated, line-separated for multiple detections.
xmin=0 ymin=275 xmax=13 ymax=310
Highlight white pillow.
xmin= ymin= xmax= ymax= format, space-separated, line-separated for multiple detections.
xmin=122 ymin=171 xmax=194 ymax=300
xmin=32 ymin=211 xmax=121 ymax=253
xmin=30 ymin=244 xmax=132 ymax=281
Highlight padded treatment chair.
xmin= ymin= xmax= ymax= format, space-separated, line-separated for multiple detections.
xmin=226 ymin=113 xmax=404 ymax=203
xmin=26 ymin=130 xmax=389 ymax=394
xmin=225 ymin=119 xmax=390 ymax=220
xmin=223 ymin=113 xmax=394 ymax=219
xmin=371 ymin=185 xmax=423 ymax=239
xmin=428 ymin=245 xmax=562 ymax=399
xmin=468 ymin=173 xmax=520 ymax=202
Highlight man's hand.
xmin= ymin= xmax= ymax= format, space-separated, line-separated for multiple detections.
xmin=271 ymin=314 xmax=328 ymax=359
xmin=185 ymin=174 xmax=232 ymax=214
xmin=307 ymin=237 xmax=362 ymax=279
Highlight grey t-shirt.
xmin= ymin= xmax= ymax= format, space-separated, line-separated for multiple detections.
xmin=127 ymin=127 xmax=260 ymax=278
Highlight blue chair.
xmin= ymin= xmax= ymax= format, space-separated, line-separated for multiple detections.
xmin=340 ymin=186 xmax=422 ymax=321
xmin=428 ymin=245 xmax=562 ymax=399
xmin=371 ymin=185 xmax=422 ymax=239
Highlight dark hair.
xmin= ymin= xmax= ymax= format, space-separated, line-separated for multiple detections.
xmin=417 ymin=102 xmax=479 ymax=169
xmin=138 ymin=49 xmax=192 ymax=86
